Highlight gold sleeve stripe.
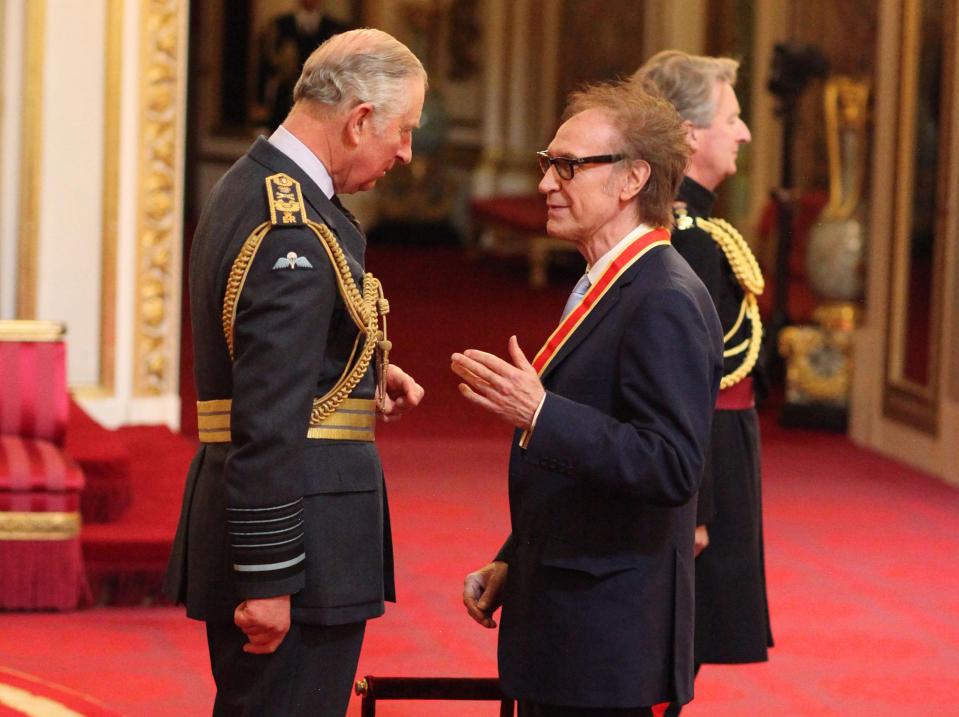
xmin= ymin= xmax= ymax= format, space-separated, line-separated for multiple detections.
xmin=197 ymin=397 xmax=376 ymax=443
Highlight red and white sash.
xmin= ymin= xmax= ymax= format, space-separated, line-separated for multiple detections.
xmin=531 ymin=227 xmax=670 ymax=376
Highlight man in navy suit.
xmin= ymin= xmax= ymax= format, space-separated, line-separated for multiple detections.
xmin=453 ymin=80 xmax=723 ymax=716
xmin=165 ymin=29 xmax=425 ymax=717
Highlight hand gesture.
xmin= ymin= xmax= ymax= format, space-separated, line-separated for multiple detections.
xmin=451 ymin=336 xmax=544 ymax=429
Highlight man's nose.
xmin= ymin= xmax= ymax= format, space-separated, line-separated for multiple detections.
xmin=538 ymin=168 xmax=558 ymax=194
xmin=398 ymin=137 xmax=413 ymax=164
xmin=739 ymin=120 xmax=752 ymax=144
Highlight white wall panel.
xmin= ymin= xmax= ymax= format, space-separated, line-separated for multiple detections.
xmin=36 ymin=0 xmax=106 ymax=385
xmin=0 ymin=0 xmax=23 ymax=319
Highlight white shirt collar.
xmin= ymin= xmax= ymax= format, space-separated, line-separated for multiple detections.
xmin=268 ymin=125 xmax=335 ymax=199
xmin=585 ymin=223 xmax=654 ymax=285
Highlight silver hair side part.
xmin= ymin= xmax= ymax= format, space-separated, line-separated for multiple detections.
xmin=633 ymin=50 xmax=738 ymax=128
xmin=293 ymin=28 xmax=427 ymax=130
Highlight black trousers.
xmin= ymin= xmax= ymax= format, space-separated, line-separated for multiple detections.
xmin=206 ymin=619 xmax=366 ymax=717
xmin=519 ymin=702 xmax=654 ymax=717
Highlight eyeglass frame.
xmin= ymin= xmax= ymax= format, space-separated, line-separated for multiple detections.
xmin=536 ymin=150 xmax=626 ymax=180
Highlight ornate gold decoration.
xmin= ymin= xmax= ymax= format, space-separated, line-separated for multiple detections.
xmin=266 ymin=174 xmax=308 ymax=224
xmin=223 ymin=175 xmax=391 ymax=420
xmin=823 ymin=76 xmax=871 ymax=221
xmin=134 ymin=0 xmax=185 ymax=396
xmin=813 ymin=303 xmax=860 ymax=332
xmin=779 ymin=324 xmax=853 ymax=403
xmin=0 ymin=512 xmax=81 ymax=541
xmin=16 ymin=0 xmax=46 ymax=319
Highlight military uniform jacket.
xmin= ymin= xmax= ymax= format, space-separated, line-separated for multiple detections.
xmin=495 ymin=242 xmax=723 ymax=708
xmin=164 ymin=137 xmax=394 ymax=626
xmin=672 ymin=176 xmax=773 ymax=663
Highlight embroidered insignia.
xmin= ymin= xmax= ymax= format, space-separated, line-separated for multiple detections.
xmin=673 ymin=205 xmax=694 ymax=230
xmin=265 ymin=173 xmax=308 ymax=226
xmin=272 ymin=251 xmax=314 ymax=270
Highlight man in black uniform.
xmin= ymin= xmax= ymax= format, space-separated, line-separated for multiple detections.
xmin=634 ymin=51 xmax=773 ymax=715
xmin=165 ymin=29 xmax=426 ymax=717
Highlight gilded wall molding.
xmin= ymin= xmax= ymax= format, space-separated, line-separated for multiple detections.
xmin=16 ymin=0 xmax=45 ymax=319
xmin=134 ymin=0 xmax=184 ymax=396
xmin=98 ymin=0 xmax=123 ymax=394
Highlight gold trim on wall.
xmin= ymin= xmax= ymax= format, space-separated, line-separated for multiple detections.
xmin=16 ymin=0 xmax=45 ymax=319
xmin=883 ymin=0 xmax=954 ymax=434
xmin=134 ymin=0 xmax=183 ymax=396
xmin=97 ymin=0 xmax=122 ymax=394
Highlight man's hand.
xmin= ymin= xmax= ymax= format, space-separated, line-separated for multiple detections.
xmin=694 ymin=524 xmax=709 ymax=558
xmin=376 ymin=363 xmax=425 ymax=422
xmin=234 ymin=595 xmax=291 ymax=654
xmin=451 ymin=336 xmax=545 ymax=429
xmin=463 ymin=561 xmax=508 ymax=628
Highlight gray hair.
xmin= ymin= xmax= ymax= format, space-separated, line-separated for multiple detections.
xmin=293 ymin=28 xmax=427 ymax=129
xmin=633 ymin=50 xmax=739 ymax=128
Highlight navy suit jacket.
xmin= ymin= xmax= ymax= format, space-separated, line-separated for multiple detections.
xmin=495 ymin=242 xmax=723 ymax=708
xmin=165 ymin=138 xmax=394 ymax=626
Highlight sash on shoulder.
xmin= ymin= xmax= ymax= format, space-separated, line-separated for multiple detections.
xmin=531 ymin=227 xmax=670 ymax=376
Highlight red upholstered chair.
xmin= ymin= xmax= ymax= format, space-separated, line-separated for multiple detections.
xmin=0 ymin=320 xmax=89 ymax=609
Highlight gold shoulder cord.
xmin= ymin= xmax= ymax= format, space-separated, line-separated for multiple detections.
xmin=675 ymin=207 xmax=765 ymax=390
xmin=221 ymin=174 xmax=391 ymax=420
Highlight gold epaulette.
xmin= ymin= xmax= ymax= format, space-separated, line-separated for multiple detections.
xmin=220 ymin=174 xmax=392 ymax=424
xmin=675 ymin=206 xmax=765 ymax=390
xmin=266 ymin=173 xmax=308 ymax=226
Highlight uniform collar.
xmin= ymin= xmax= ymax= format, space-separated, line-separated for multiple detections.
xmin=268 ymin=125 xmax=335 ymax=199
xmin=677 ymin=176 xmax=717 ymax=217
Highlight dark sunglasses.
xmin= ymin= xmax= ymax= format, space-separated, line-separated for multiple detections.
xmin=536 ymin=150 xmax=626 ymax=180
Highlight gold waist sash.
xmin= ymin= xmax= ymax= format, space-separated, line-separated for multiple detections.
xmin=197 ymin=397 xmax=376 ymax=443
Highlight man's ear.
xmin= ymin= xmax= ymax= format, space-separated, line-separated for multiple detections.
xmin=621 ymin=159 xmax=651 ymax=202
xmin=344 ymin=102 xmax=375 ymax=148
xmin=684 ymin=120 xmax=700 ymax=152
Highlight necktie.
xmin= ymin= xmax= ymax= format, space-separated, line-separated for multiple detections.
xmin=331 ymin=194 xmax=361 ymax=230
xmin=561 ymin=273 xmax=591 ymax=321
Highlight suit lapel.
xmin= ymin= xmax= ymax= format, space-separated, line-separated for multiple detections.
xmin=539 ymin=259 xmax=645 ymax=384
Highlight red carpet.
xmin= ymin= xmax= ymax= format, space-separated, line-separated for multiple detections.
xmin=3 ymin=419 xmax=959 ymax=715
xmin=4 ymin=246 xmax=957 ymax=714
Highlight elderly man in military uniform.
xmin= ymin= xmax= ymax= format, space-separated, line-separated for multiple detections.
xmin=164 ymin=29 xmax=426 ymax=717
xmin=634 ymin=51 xmax=774 ymax=716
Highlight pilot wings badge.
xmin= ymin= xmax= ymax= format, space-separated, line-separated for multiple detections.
xmin=272 ymin=251 xmax=314 ymax=270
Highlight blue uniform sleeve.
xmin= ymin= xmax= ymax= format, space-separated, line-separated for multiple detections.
xmin=224 ymin=226 xmax=337 ymax=599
